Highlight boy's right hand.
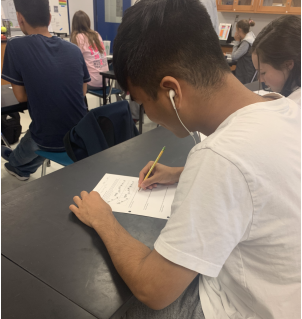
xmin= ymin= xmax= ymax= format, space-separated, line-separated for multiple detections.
xmin=138 ymin=162 xmax=184 ymax=190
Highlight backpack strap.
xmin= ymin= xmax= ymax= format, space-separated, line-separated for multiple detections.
xmin=63 ymin=130 xmax=78 ymax=162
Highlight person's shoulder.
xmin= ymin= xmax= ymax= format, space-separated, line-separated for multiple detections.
xmin=75 ymin=32 xmax=85 ymax=40
xmin=288 ymin=87 xmax=301 ymax=107
xmin=74 ymin=33 xmax=88 ymax=47
xmin=7 ymin=35 xmax=24 ymax=42
xmin=6 ymin=35 xmax=36 ymax=53
xmin=191 ymin=98 xmax=291 ymax=154
xmin=59 ymin=37 xmax=82 ymax=52
xmin=6 ymin=35 xmax=27 ymax=47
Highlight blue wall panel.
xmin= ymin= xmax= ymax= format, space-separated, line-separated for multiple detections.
xmin=95 ymin=0 xmax=131 ymax=53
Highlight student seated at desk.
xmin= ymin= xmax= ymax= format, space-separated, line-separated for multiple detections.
xmin=251 ymin=15 xmax=301 ymax=107
xmin=71 ymin=10 xmax=109 ymax=91
xmin=1 ymin=0 xmax=90 ymax=181
xmin=231 ymin=19 xmax=256 ymax=84
xmin=70 ymin=0 xmax=300 ymax=318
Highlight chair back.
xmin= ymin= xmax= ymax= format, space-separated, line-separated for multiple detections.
xmin=64 ymin=100 xmax=138 ymax=162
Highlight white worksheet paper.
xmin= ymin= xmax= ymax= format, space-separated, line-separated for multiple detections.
xmin=93 ymin=174 xmax=177 ymax=220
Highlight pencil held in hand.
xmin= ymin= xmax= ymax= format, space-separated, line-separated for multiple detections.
xmin=139 ymin=146 xmax=166 ymax=191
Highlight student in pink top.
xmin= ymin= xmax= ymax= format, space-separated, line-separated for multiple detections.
xmin=71 ymin=10 xmax=109 ymax=90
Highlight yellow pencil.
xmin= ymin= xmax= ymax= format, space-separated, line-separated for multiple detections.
xmin=139 ymin=146 xmax=166 ymax=191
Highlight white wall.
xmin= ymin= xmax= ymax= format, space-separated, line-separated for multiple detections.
xmin=218 ymin=12 xmax=283 ymax=36
xmin=68 ymin=0 xmax=95 ymax=30
xmin=130 ymin=1 xmax=279 ymax=37
xmin=108 ymin=1 xmax=280 ymax=37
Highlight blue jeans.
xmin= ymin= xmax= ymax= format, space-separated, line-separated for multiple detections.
xmin=9 ymin=131 xmax=50 ymax=177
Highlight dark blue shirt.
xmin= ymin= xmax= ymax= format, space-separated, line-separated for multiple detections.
xmin=2 ymin=35 xmax=91 ymax=149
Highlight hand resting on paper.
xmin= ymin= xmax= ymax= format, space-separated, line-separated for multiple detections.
xmin=69 ymin=181 xmax=198 ymax=311
xmin=69 ymin=191 xmax=114 ymax=229
xmin=138 ymin=162 xmax=184 ymax=190
xmin=69 ymin=191 xmax=197 ymax=310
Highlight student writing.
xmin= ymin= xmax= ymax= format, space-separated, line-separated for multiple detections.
xmin=70 ymin=1 xmax=300 ymax=318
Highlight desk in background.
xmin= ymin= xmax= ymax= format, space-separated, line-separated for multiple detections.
xmin=1 ymin=41 xmax=9 ymax=85
xmin=100 ymin=70 xmax=144 ymax=134
xmin=1 ymin=84 xmax=27 ymax=115
xmin=1 ymin=84 xmax=27 ymax=146
xmin=244 ymin=81 xmax=264 ymax=92
xmin=221 ymin=44 xmax=236 ymax=71
xmin=107 ymin=55 xmax=113 ymax=64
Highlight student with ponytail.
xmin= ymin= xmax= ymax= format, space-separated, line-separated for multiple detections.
xmin=231 ymin=19 xmax=256 ymax=84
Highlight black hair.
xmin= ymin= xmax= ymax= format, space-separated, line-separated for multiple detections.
xmin=14 ymin=0 xmax=50 ymax=28
xmin=113 ymin=0 xmax=231 ymax=100
xmin=251 ymin=15 xmax=301 ymax=97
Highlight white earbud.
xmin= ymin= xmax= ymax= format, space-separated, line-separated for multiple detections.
xmin=169 ymin=90 xmax=196 ymax=145
xmin=169 ymin=90 xmax=176 ymax=109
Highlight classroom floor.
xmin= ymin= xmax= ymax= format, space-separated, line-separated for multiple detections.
xmin=1 ymin=94 xmax=157 ymax=195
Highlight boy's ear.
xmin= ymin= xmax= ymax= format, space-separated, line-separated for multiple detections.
xmin=16 ymin=12 xmax=25 ymax=27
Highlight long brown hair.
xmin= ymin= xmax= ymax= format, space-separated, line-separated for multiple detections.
xmin=71 ymin=10 xmax=104 ymax=54
xmin=251 ymin=15 xmax=301 ymax=97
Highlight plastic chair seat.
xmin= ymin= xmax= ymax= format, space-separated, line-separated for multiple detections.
xmin=87 ymin=87 xmax=122 ymax=98
xmin=35 ymin=150 xmax=73 ymax=167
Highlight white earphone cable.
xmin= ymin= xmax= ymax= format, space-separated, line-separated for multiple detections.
xmin=169 ymin=90 xmax=197 ymax=145
xmin=173 ymin=107 xmax=196 ymax=145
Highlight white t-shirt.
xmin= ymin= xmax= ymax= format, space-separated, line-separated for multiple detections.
xmin=154 ymin=96 xmax=301 ymax=319
xmin=288 ymin=87 xmax=301 ymax=107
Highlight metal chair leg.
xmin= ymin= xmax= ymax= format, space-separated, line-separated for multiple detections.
xmin=116 ymin=94 xmax=125 ymax=102
xmin=41 ymin=159 xmax=48 ymax=177
xmin=251 ymin=70 xmax=258 ymax=83
xmin=1 ymin=133 xmax=11 ymax=148
xmin=106 ymin=80 xmax=115 ymax=103
xmin=139 ymin=104 xmax=144 ymax=134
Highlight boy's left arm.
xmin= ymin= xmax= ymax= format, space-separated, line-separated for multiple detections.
xmin=11 ymin=84 xmax=27 ymax=103
xmin=83 ymin=83 xmax=87 ymax=96
xmin=2 ymin=41 xmax=24 ymax=90
xmin=70 ymin=191 xmax=198 ymax=311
